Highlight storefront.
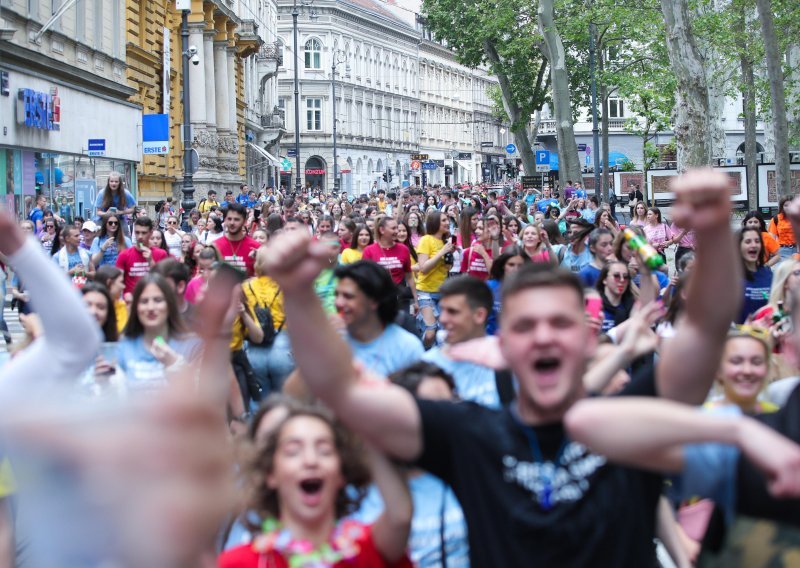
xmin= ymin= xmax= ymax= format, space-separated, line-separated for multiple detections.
xmin=0 ymin=67 xmax=141 ymax=220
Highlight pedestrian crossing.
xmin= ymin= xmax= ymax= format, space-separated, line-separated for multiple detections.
xmin=0 ymin=299 xmax=25 ymax=354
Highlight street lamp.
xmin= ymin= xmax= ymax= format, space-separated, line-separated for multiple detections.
xmin=292 ymin=0 xmax=314 ymax=196
xmin=331 ymin=49 xmax=349 ymax=193
xmin=180 ymin=9 xmax=197 ymax=212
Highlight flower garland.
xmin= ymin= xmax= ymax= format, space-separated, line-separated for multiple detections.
xmin=252 ymin=518 xmax=365 ymax=568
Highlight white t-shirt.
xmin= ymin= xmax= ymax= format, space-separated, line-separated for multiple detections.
xmin=164 ymin=230 xmax=184 ymax=259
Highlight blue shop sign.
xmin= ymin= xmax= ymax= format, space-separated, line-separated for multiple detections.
xmin=16 ymin=87 xmax=61 ymax=131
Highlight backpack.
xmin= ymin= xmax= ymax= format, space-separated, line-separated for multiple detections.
xmin=247 ymin=282 xmax=283 ymax=347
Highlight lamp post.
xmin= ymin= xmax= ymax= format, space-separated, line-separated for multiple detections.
xmin=180 ymin=9 xmax=196 ymax=212
xmin=291 ymin=0 xmax=314 ymax=196
xmin=331 ymin=49 xmax=349 ymax=194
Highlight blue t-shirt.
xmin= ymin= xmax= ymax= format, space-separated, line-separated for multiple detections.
xmin=580 ymin=208 xmax=597 ymax=224
xmin=89 ymin=235 xmax=132 ymax=267
xmin=578 ymin=264 xmax=602 ymax=288
xmin=536 ymin=198 xmax=559 ymax=213
xmin=351 ymin=473 xmax=470 ymax=568
xmin=94 ymin=190 xmax=136 ymax=220
xmin=422 ymin=346 xmax=500 ymax=408
xmin=486 ymin=279 xmax=502 ymax=336
xmin=52 ymin=249 xmax=87 ymax=272
xmin=738 ymin=266 xmax=773 ymax=324
xmin=28 ymin=207 xmax=44 ymax=228
xmin=117 ymin=335 xmax=203 ymax=393
xmin=554 ymin=244 xmax=593 ymax=273
xmin=348 ymin=323 xmax=424 ymax=376
xmin=524 ymin=193 xmax=537 ymax=207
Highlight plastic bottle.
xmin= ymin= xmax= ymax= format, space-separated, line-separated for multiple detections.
xmin=622 ymin=228 xmax=665 ymax=270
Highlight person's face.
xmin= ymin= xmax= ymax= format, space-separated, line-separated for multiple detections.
xmin=241 ymin=185 xmax=249 ymax=194
xmin=533 ymin=212 xmax=544 ymax=223
xmin=598 ymin=211 xmax=610 ymax=226
xmin=744 ymin=217 xmax=761 ymax=231
xmin=37 ymin=196 xmax=47 ymax=208
xmin=740 ymin=230 xmax=761 ymax=264
xmin=542 ymin=188 xmax=551 ymax=198
xmin=316 ymin=220 xmax=332 ymax=235
xmin=225 ymin=192 xmax=234 ymax=201
xmin=267 ymin=416 xmax=344 ymax=527
xmin=635 ymin=203 xmax=646 ymax=216
xmin=499 ymin=287 xmax=595 ymax=417
xmin=593 ymin=234 xmax=614 ymax=262
xmin=380 ymin=219 xmax=397 ymax=242
xmin=718 ymin=336 xmax=768 ymax=408
xmin=136 ymin=283 xmax=169 ymax=331
xmin=106 ymin=217 xmax=120 ymax=233
xmin=107 ymin=274 xmax=124 ymax=299
xmin=133 ymin=225 xmax=152 ymax=246
xmin=550 ymin=209 xmax=560 ymax=219
xmin=196 ymin=218 xmax=207 ymax=231
xmin=504 ymin=255 xmax=525 ymax=275
xmin=334 ymin=277 xmax=377 ymax=329
xmin=408 ymin=214 xmax=419 ymax=229
xmin=507 ymin=220 xmax=519 ymax=234
xmin=577 ymin=198 xmax=586 ymax=209
xmin=197 ymin=257 xmax=214 ymax=280
xmin=81 ymin=228 xmax=96 ymax=242
xmin=181 ymin=234 xmax=194 ymax=252
xmin=253 ymin=231 xmax=268 ymax=245
xmin=83 ymin=291 xmax=109 ymax=326
xmin=416 ymin=376 xmax=455 ymax=401
xmin=522 ymin=225 xmax=539 ymax=248
xmin=645 ymin=210 xmax=656 ymax=224
xmin=604 ymin=262 xmax=630 ymax=296
xmin=225 ymin=212 xmax=245 ymax=235
xmin=332 ymin=204 xmax=342 ymax=216
xmin=439 ymin=294 xmax=486 ymax=345
xmin=65 ymin=229 xmax=81 ymax=248
xmin=395 ymin=224 xmax=408 ymax=243
xmin=108 ymin=174 xmax=120 ymax=190
xmin=148 ymin=230 xmax=163 ymax=248
xmin=21 ymin=222 xmax=34 ymax=234
xmin=337 ymin=224 xmax=352 ymax=242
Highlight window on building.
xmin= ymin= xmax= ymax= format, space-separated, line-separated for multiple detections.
xmin=304 ymin=38 xmax=321 ymax=69
xmin=608 ymin=98 xmax=625 ymax=118
xmin=306 ymin=98 xmax=322 ymax=130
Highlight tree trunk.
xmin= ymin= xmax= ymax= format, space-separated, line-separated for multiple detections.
xmin=483 ymin=40 xmax=537 ymax=177
xmin=601 ymin=86 xmax=610 ymax=202
xmin=660 ymin=0 xmax=711 ymax=168
xmin=735 ymin=0 xmax=758 ymax=210
xmin=787 ymin=44 xmax=800 ymax=145
xmin=537 ymin=0 xmax=582 ymax=185
xmin=755 ymin=0 xmax=790 ymax=198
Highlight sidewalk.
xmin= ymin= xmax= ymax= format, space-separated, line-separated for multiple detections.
xmin=0 ymin=297 xmax=24 ymax=354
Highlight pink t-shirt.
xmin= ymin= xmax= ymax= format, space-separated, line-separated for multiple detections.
xmin=185 ymin=275 xmax=207 ymax=305
xmin=213 ymin=235 xmax=260 ymax=276
xmin=116 ymin=246 xmax=169 ymax=294
xmin=362 ymin=242 xmax=411 ymax=284
xmin=460 ymin=246 xmax=493 ymax=280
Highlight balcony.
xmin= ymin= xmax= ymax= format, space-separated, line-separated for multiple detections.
xmin=260 ymin=107 xmax=286 ymax=145
xmin=539 ymin=119 xmax=557 ymax=135
xmin=237 ymin=20 xmax=261 ymax=58
xmin=258 ymin=41 xmax=283 ymax=67
xmin=608 ymin=117 xmax=626 ymax=129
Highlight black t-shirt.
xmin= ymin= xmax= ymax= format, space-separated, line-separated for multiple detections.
xmin=415 ymin=399 xmax=662 ymax=567
xmin=736 ymin=383 xmax=800 ymax=525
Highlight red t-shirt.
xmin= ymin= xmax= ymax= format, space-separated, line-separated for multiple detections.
xmin=218 ymin=523 xmax=412 ymax=568
xmin=115 ymin=246 xmax=169 ymax=294
xmin=460 ymin=246 xmax=493 ymax=280
xmin=213 ymin=235 xmax=260 ymax=276
xmin=362 ymin=242 xmax=411 ymax=284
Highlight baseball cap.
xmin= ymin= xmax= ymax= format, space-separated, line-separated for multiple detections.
xmin=82 ymin=221 xmax=99 ymax=232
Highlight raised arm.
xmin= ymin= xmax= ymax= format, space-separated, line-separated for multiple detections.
xmin=366 ymin=447 xmax=413 ymax=564
xmin=264 ymin=230 xmax=423 ymax=461
xmin=657 ymin=169 xmax=742 ymax=403
xmin=0 ymin=214 xmax=100 ymax=393
xmin=565 ymin=397 xmax=800 ymax=498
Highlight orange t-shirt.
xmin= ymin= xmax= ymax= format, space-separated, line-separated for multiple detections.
xmin=762 ymin=231 xmax=779 ymax=262
xmin=768 ymin=214 xmax=796 ymax=246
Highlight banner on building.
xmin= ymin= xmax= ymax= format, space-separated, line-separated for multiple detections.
xmin=143 ymin=114 xmax=169 ymax=155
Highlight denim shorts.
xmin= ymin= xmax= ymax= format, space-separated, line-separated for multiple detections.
xmin=417 ymin=291 xmax=442 ymax=332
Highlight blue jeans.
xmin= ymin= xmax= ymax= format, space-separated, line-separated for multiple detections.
xmin=245 ymin=330 xmax=295 ymax=398
xmin=779 ymin=245 xmax=796 ymax=261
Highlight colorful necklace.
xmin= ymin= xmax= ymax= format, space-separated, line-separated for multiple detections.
xmin=252 ymin=517 xmax=364 ymax=568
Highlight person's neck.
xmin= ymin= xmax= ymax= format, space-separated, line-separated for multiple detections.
xmin=604 ymin=286 xmax=621 ymax=305
xmin=378 ymin=237 xmax=394 ymax=248
xmin=348 ymin=315 xmax=385 ymax=343
xmin=226 ymin=230 xmax=244 ymax=242
xmin=446 ymin=328 xmax=485 ymax=348
xmin=726 ymin=395 xmax=757 ymax=415
xmin=745 ymin=260 xmax=757 ymax=272
xmin=143 ymin=327 xmax=169 ymax=344
xmin=514 ymin=389 xmax=584 ymax=426
xmin=66 ymin=243 xmax=78 ymax=253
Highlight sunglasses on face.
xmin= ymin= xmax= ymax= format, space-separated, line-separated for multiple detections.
xmin=610 ymin=273 xmax=631 ymax=281
xmin=107 ymin=220 xmax=119 ymax=226
xmin=168 ymin=221 xmax=177 ymax=225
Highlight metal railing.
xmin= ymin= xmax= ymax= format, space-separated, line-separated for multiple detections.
xmin=261 ymin=113 xmax=285 ymax=129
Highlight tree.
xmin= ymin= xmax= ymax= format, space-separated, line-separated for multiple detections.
xmin=660 ymin=0 xmax=712 ymax=168
xmin=422 ymin=0 xmax=549 ymax=176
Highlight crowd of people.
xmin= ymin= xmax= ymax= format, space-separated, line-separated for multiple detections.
xmin=1 ymin=169 xmax=800 ymax=567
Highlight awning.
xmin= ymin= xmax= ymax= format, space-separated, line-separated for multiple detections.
xmin=247 ymin=142 xmax=280 ymax=166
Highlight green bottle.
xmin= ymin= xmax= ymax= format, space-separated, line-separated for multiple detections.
xmin=623 ymin=228 xmax=665 ymax=270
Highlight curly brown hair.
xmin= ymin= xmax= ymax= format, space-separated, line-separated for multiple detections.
xmin=243 ymin=403 xmax=371 ymax=532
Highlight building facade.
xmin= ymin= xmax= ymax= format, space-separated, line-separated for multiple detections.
xmin=1 ymin=0 xmax=140 ymax=219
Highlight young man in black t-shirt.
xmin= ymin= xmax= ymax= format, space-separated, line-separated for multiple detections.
xmin=264 ymin=169 xmax=743 ymax=566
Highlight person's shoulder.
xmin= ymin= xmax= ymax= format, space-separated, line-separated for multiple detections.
xmin=384 ymin=323 xmax=423 ymax=346
xmin=218 ymin=542 xmax=259 ymax=567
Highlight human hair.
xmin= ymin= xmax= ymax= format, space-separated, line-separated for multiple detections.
xmin=339 ymin=217 xmax=357 ymax=238
xmin=246 ymin=394 xmax=300 ymax=441
xmin=334 ymin=261 xmax=399 ymax=327
xmin=767 ymin=259 xmax=797 ymax=307
xmin=742 ymin=211 xmax=768 ymax=233
xmin=503 ymin=263 xmax=585 ymax=305
xmin=425 ymin=209 xmax=444 ymax=236
xmin=647 ymin=207 xmax=663 ymax=224
xmin=133 ymin=216 xmax=154 ymax=231
xmin=458 ymin=207 xmax=478 ymax=247
xmin=123 ymin=273 xmax=187 ymax=339
xmin=243 ymin=403 xmax=370 ymax=527
xmin=632 ymin=202 xmax=647 ymax=222
xmin=60 ymin=225 xmax=79 ymax=245
xmin=317 ymin=214 xmax=335 ymax=230
xmin=98 ymin=213 xmax=128 ymax=250
xmin=566 ymin=218 xmax=595 ymax=244
xmin=676 ymin=251 xmax=695 ymax=274
xmin=504 ymin=215 xmax=522 ymax=237
xmin=396 ymin=221 xmax=418 ymax=262
xmin=664 ymin=275 xmax=688 ymax=325
xmin=738 ymin=227 xmax=766 ymax=280
xmin=151 ymin=257 xmax=191 ymax=287
xmin=778 ymin=196 xmax=791 ymax=215
xmin=594 ymin=208 xmax=615 ymax=229
xmin=613 ymin=225 xmax=646 ymax=261
xmin=223 ymin=202 xmax=247 ymax=219
xmin=596 ymin=260 xmax=633 ymax=302
xmin=149 ymin=229 xmax=169 ymax=253
xmin=81 ymin=282 xmax=118 ymax=342
xmin=349 ymin=224 xmax=373 ymax=250
xmin=541 ymin=220 xmax=564 ymax=245
xmin=95 ymin=265 xmax=123 ymax=291
xmin=439 ymin=274 xmax=494 ymax=315
xmin=99 ymin=172 xmax=124 ymax=212
xmin=587 ymin=195 xmax=599 ymax=207
xmin=587 ymin=228 xmax=613 ymax=257
xmin=490 ymin=247 xmax=530 ymax=281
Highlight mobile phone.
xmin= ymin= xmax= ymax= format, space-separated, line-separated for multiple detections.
xmin=585 ymin=296 xmax=603 ymax=320
xmin=108 ymin=207 xmax=118 ymax=213
xmin=451 ymin=234 xmax=458 ymax=245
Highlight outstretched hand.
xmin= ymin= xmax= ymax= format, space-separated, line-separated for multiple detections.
xmin=0 ymin=211 xmax=26 ymax=257
xmin=669 ymin=168 xmax=732 ymax=234
xmin=263 ymin=229 xmax=334 ymax=291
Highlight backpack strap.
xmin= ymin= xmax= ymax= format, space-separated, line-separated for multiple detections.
xmin=495 ymin=369 xmax=516 ymax=406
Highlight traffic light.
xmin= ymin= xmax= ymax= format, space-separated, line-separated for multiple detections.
xmin=382 ymin=173 xmax=388 ymax=182
xmin=388 ymin=169 xmax=393 ymax=182
xmin=506 ymin=163 xmax=514 ymax=177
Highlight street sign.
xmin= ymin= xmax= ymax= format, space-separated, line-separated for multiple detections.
xmin=505 ymin=143 xmax=517 ymax=154
xmin=536 ymin=164 xmax=551 ymax=173
xmin=535 ymin=150 xmax=550 ymax=165
xmin=433 ymin=159 xmax=445 ymax=167
xmin=287 ymin=149 xmax=297 ymax=157
xmin=577 ymin=143 xmax=587 ymax=152
xmin=521 ymin=176 xmax=539 ymax=189
xmin=457 ymin=152 xmax=472 ymax=160
xmin=87 ymin=139 xmax=106 ymax=157
xmin=280 ymin=158 xmax=293 ymax=172
xmin=410 ymin=160 xmax=422 ymax=170
xmin=480 ymin=141 xmax=494 ymax=148
xmin=175 ymin=0 xmax=191 ymax=10
xmin=411 ymin=153 xmax=429 ymax=161
xmin=142 ymin=114 xmax=169 ymax=155
xmin=422 ymin=161 xmax=437 ymax=170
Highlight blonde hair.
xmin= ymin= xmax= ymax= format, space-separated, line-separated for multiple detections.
xmin=767 ymin=260 xmax=798 ymax=308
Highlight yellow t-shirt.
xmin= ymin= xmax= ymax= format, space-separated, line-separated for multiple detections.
xmin=115 ymin=299 xmax=129 ymax=334
xmin=235 ymin=276 xmax=286 ymax=351
xmin=416 ymin=235 xmax=449 ymax=293
xmin=198 ymin=199 xmax=219 ymax=213
xmin=340 ymin=248 xmax=363 ymax=264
